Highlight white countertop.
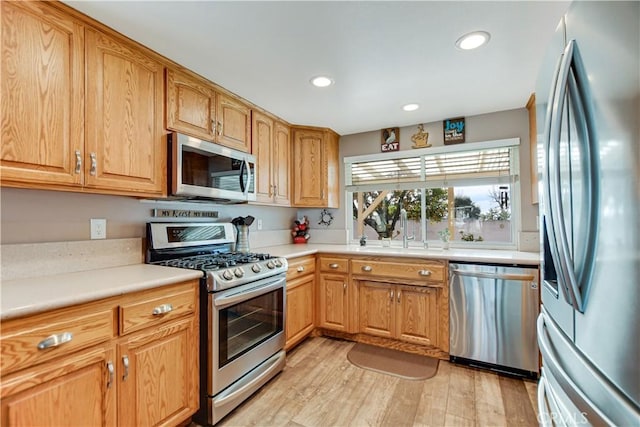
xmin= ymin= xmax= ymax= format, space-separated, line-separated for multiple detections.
xmin=268 ymin=243 xmax=541 ymax=265
xmin=1 ymin=264 xmax=203 ymax=321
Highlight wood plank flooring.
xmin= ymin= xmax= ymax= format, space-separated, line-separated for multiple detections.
xmin=217 ymin=337 xmax=539 ymax=427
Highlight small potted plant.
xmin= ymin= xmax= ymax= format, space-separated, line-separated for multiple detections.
xmin=438 ymin=228 xmax=451 ymax=250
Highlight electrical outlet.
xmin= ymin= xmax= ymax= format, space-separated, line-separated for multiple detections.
xmin=91 ymin=219 xmax=107 ymax=240
xmin=257 ymin=219 xmax=263 ymax=230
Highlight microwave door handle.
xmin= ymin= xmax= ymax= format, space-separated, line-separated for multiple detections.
xmin=242 ymin=159 xmax=251 ymax=196
xmin=543 ymin=46 xmax=573 ymax=307
xmin=238 ymin=159 xmax=246 ymax=193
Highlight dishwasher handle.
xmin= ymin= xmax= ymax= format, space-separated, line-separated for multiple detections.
xmin=450 ymin=268 xmax=536 ymax=282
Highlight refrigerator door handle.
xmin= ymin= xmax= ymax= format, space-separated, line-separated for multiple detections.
xmin=538 ymin=313 xmax=614 ymax=426
xmin=538 ymin=371 xmax=568 ymax=427
xmin=565 ymin=41 xmax=600 ymax=312
xmin=544 ymin=44 xmax=575 ymax=308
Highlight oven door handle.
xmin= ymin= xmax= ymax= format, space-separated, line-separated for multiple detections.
xmin=214 ymin=276 xmax=285 ymax=309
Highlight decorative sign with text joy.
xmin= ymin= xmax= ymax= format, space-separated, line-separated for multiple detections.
xmin=443 ymin=117 xmax=465 ymax=145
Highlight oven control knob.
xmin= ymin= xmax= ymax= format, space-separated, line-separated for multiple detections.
xmin=221 ymin=270 xmax=233 ymax=280
xmin=252 ymin=264 xmax=262 ymax=273
xmin=273 ymin=259 xmax=283 ymax=268
xmin=234 ymin=268 xmax=244 ymax=278
xmin=266 ymin=261 xmax=275 ymax=269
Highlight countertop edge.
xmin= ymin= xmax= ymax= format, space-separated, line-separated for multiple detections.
xmin=1 ymin=265 xmax=203 ymax=321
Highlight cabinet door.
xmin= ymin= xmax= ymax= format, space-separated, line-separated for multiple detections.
xmin=318 ymin=274 xmax=349 ymax=332
xmin=252 ymin=111 xmax=274 ymax=203
xmin=85 ymin=28 xmax=165 ymax=196
xmin=292 ymin=129 xmax=326 ymax=207
xmin=1 ymin=1 xmax=84 ymax=187
xmin=273 ymin=122 xmax=291 ymax=206
xmin=216 ymin=93 xmax=251 ymax=152
xmin=395 ymin=285 xmax=439 ymax=347
xmin=117 ymin=316 xmax=198 ymax=426
xmin=359 ymin=281 xmax=394 ymax=338
xmin=166 ymin=68 xmax=216 ymax=141
xmin=285 ymin=274 xmax=315 ymax=350
xmin=0 ymin=345 xmax=116 ymax=427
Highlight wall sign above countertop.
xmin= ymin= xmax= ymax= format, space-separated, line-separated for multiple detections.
xmin=381 ymin=127 xmax=400 ymax=152
xmin=151 ymin=209 xmax=219 ymax=218
xmin=443 ymin=117 xmax=465 ymax=145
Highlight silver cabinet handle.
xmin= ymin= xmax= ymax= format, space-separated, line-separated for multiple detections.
xmin=218 ymin=121 xmax=223 ymax=136
xmin=361 ymin=265 xmax=373 ymax=272
xmin=329 ymin=263 xmax=339 ymax=269
xmin=390 ymin=290 xmax=394 ymax=301
xmin=296 ymin=266 xmax=305 ymax=272
xmin=152 ymin=303 xmax=173 ymax=315
xmin=89 ymin=152 xmax=97 ymax=176
xmin=397 ymin=290 xmax=401 ymax=303
xmin=212 ymin=119 xmax=217 ymax=134
xmin=106 ymin=361 xmax=114 ymax=388
xmin=418 ymin=270 xmax=431 ymax=277
xmin=74 ymin=150 xmax=82 ymax=174
xmin=122 ymin=355 xmax=129 ymax=381
xmin=37 ymin=332 xmax=73 ymax=350
xmin=343 ymin=283 xmax=347 ymax=294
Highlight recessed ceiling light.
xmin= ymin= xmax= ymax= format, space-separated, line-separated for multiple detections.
xmin=455 ymin=31 xmax=491 ymax=50
xmin=310 ymin=76 xmax=334 ymax=87
xmin=402 ymin=103 xmax=420 ymax=112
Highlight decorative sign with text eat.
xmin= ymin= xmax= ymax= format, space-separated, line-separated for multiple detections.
xmin=381 ymin=127 xmax=400 ymax=152
xmin=443 ymin=117 xmax=465 ymax=145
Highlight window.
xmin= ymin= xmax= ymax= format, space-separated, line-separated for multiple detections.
xmin=345 ymin=138 xmax=520 ymax=249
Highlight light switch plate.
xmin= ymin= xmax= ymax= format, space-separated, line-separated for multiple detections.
xmin=91 ymin=219 xmax=107 ymax=240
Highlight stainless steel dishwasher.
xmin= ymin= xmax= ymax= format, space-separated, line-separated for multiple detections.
xmin=449 ymin=262 xmax=539 ymax=378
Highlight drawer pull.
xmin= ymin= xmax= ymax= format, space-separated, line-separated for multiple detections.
xmin=122 ymin=355 xmax=130 ymax=381
xmin=37 ymin=332 xmax=73 ymax=350
xmin=418 ymin=270 xmax=432 ymax=277
xmin=361 ymin=265 xmax=373 ymax=272
xmin=152 ymin=303 xmax=173 ymax=315
xmin=106 ymin=361 xmax=114 ymax=389
xmin=329 ymin=263 xmax=339 ymax=269
xmin=296 ymin=266 xmax=305 ymax=272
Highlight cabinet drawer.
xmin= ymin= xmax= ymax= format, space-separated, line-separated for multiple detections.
xmin=119 ymin=282 xmax=197 ymax=336
xmin=1 ymin=304 xmax=115 ymax=375
xmin=318 ymin=256 xmax=349 ymax=273
xmin=352 ymin=259 xmax=445 ymax=283
xmin=286 ymin=256 xmax=316 ymax=281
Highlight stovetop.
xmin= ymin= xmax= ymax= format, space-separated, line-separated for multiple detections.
xmin=146 ymin=222 xmax=288 ymax=292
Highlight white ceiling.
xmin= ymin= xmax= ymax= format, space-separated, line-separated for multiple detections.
xmin=64 ymin=1 xmax=570 ymax=136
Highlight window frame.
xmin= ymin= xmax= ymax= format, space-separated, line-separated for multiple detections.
xmin=344 ymin=138 xmax=521 ymax=250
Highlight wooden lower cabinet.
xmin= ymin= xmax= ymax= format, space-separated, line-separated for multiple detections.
xmin=118 ymin=316 xmax=198 ymax=426
xmin=285 ymin=274 xmax=315 ymax=350
xmin=0 ymin=280 xmax=199 ymax=426
xmin=359 ymin=282 xmax=439 ymax=347
xmin=318 ymin=274 xmax=351 ymax=332
xmin=1 ymin=345 xmax=116 ymax=426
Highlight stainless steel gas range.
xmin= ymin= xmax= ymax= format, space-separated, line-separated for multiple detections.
xmin=146 ymin=222 xmax=288 ymax=425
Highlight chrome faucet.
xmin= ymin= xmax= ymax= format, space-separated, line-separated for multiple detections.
xmin=400 ymin=208 xmax=415 ymax=248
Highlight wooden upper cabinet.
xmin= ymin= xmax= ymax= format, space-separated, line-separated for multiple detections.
xmin=85 ymin=28 xmax=165 ymax=195
xmin=166 ymin=68 xmax=216 ymax=141
xmin=273 ymin=121 xmax=291 ymax=205
xmin=0 ymin=1 xmax=84 ymax=187
xmin=292 ymin=127 xmax=339 ymax=208
xmin=216 ymin=93 xmax=251 ymax=152
xmin=252 ymin=112 xmax=290 ymax=205
xmin=253 ymin=111 xmax=275 ymax=203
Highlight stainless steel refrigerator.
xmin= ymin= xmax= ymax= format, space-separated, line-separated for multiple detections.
xmin=536 ymin=1 xmax=639 ymax=425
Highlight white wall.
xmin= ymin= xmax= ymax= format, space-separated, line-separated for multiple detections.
xmin=0 ymin=187 xmax=297 ymax=245
xmin=299 ymin=107 xmax=540 ymax=248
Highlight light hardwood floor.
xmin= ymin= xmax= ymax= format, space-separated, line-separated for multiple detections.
xmin=218 ymin=337 xmax=539 ymax=427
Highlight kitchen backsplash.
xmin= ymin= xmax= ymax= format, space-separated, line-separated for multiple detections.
xmin=1 ymin=238 xmax=142 ymax=281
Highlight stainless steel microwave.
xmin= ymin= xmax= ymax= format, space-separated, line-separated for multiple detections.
xmin=170 ymin=133 xmax=256 ymax=203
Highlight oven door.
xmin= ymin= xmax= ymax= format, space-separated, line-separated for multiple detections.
xmin=209 ymin=273 xmax=285 ymax=396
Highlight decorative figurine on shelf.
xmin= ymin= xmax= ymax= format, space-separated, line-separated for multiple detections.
xmin=292 ymin=216 xmax=310 ymax=244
